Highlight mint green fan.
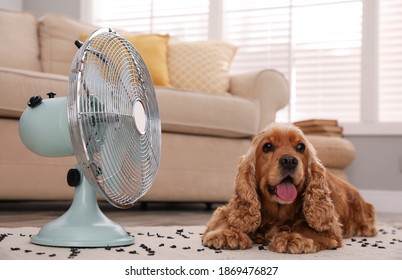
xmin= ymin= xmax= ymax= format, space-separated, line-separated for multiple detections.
xmin=18 ymin=28 xmax=161 ymax=247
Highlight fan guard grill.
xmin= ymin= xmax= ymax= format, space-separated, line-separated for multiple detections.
xmin=67 ymin=29 xmax=161 ymax=208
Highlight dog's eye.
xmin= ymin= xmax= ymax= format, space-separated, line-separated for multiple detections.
xmin=263 ymin=143 xmax=274 ymax=153
xmin=296 ymin=143 xmax=305 ymax=153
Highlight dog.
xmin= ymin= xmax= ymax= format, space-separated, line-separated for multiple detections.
xmin=202 ymin=123 xmax=377 ymax=253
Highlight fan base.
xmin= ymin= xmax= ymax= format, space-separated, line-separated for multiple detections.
xmin=30 ymin=173 xmax=134 ymax=248
xmin=31 ymin=236 xmax=133 ymax=248
xmin=30 ymin=221 xmax=134 ymax=248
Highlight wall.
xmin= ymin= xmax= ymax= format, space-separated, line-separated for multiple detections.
xmin=23 ymin=0 xmax=80 ymax=20
xmin=0 ymin=0 xmax=80 ymax=18
xmin=0 ymin=0 xmax=23 ymax=10
xmin=346 ymin=135 xmax=402 ymax=192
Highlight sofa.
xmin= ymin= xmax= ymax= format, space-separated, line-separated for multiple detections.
xmin=0 ymin=9 xmax=354 ymax=203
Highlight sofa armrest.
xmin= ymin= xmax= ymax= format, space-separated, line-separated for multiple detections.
xmin=0 ymin=67 xmax=68 ymax=118
xmin=229 ymin=69 xmax=289 ymax=131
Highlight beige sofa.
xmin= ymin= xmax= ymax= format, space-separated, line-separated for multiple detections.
xmin=0 ymin=10 xmax=355 ymax=204
xmin=0 ymin=10 xmax=289 ymax=202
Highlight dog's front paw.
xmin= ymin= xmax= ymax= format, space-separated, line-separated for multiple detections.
xmin=269 ymin=232 xmax=316 ymax=254
xmin=202 ymin=229 xmax=252 ymax=250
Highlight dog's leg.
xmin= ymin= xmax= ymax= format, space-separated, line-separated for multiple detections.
xmin=267 ymin=224 xmax=342 ymax=254
xmin=202 ymin=228 xmax=253 ymax=250
xmin=202 ymin=206 xmax=254 ymax=250
xmin=328 ymin=172 xmax=378 ymax=238
xmin=268 ymin=231 xmax=317 ymax=253
xmin=358 ymin=201 xmax=378 ymax=236
xmin=342 ymin=201 xmax=378 ymax=238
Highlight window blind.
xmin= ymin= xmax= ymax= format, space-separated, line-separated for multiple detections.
xmin=379 ymin=1 xmax=402 ymax=122
xmin=291 ymin=1 xmax=362 ymax=122
xmin=224 ymin=0 xmax=362 ymax=123
xmin=223 ymin=1 xmax=291 ymax=76
xmin=223 ymin=1 xmax=292 ymax=121
xmin=93 ymin=0 xmax=209 ymax=41
xmin=91 ymin=0 xmax=401 ymax=125
xmin=94 ymin=0 xmax=153 ymax=33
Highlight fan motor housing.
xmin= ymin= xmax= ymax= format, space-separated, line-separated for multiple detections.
xmin=19 ymin=96 xmax=74 ymax=157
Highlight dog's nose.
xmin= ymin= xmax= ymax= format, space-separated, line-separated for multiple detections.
xmin=280 ymin=155 xmax=298 ymax=171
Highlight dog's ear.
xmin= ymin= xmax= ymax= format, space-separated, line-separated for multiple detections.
xmin=227 ymin=153 xmax=261 ymax=233
xmin=303 ymin=148 xmax=338 ymax=232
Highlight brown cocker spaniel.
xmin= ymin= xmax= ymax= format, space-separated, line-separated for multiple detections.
xmin=202 ymin=123 xmax=377 ymax=253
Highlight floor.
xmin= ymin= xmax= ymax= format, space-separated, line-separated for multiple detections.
xmin=0 ymin=201 xmax=217 ymax=228
xmin=0 ymin=201 xmax=401 ymax=228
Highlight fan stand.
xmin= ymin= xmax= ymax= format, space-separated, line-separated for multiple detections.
xmin=30 ymin=169 xmax=134 ymax=248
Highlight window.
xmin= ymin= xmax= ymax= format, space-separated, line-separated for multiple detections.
xmin=93 ymin=0 xmax=209 ymax=41
xmin=90 ymin=0 xmax=402 ymax=131
xmin=379 ymin=1 xmax=402 ymax=122
xmin=224 ymin=0 xmax=362 ymax=122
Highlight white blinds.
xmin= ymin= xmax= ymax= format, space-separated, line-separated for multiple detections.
xmin=91 ymin=0 xmax=401 ymax=124
xmin=224 ymin=0 xmax=362 ymax=122
xmin=291 ymin=1 xmax=362 ymax=122
xmin=151 ymin=0 xmax=209 ymax=41
xmin=94 ymin=0 xmax=153 ymax=33
xmin=379 ymin=1 xmax=402 ymax=122
xmin=223 ymin=1 xmax=291 ymax=75
xmin=94 ymin=0 xmax=209 ymax=40
xmin=223 ymin=1 xmax=292 ymax=121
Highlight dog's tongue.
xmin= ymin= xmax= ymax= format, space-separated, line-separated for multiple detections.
xmin=276 ymin=182 xmax=297 ymax=202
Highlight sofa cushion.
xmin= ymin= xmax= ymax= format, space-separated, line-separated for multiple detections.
xmin=39 ymin=13 xmax=96 ymax=75
xmin=0 ymin=9 xmax=41 ymax=72
xmin=0 ymin=67 xmax=68 ymax=118
xmin=156 ymin=87 xmax=259 ymax=138
xmin=168 ymin=41 xmax=236 ymax=94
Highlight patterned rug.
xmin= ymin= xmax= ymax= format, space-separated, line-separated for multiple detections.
xmin=1 ymin=223 xmax=401 ymax=260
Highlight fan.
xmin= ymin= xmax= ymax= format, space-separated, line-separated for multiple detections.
xmin=18 ymin=28 xmax=161 ymax=247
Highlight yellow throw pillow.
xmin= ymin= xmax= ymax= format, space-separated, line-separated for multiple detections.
xmin=167 ymin=41 xmax=237 ymax=94
xmin=80 ymin=33 xmax=171 ymax=87
xmin=125 ymin=34 xmax=171 ymax=87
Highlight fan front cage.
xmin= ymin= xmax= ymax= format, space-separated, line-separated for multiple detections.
xmin=67 ymin=28 xmax=161 ymax=208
